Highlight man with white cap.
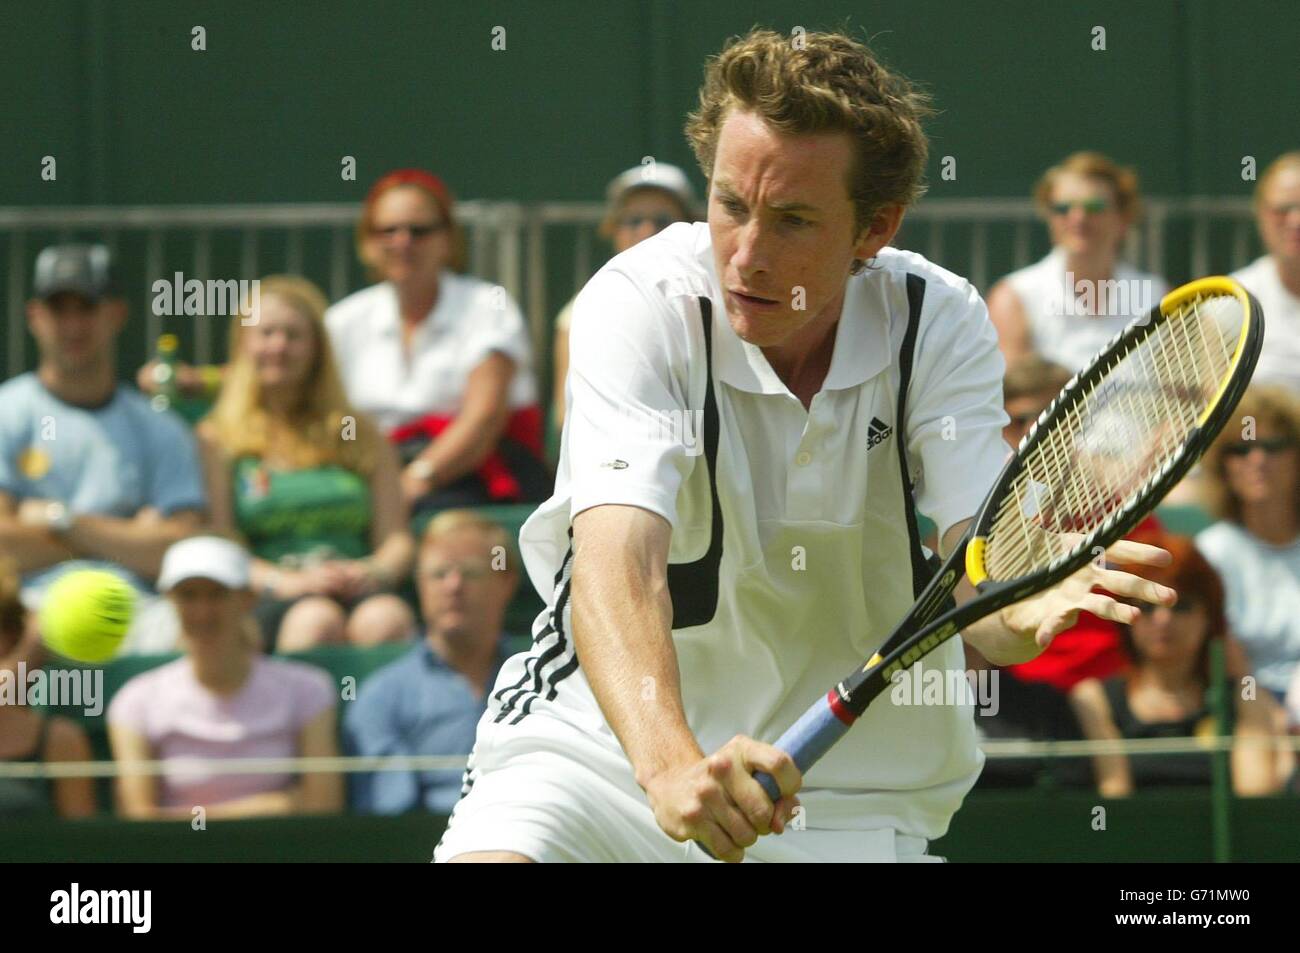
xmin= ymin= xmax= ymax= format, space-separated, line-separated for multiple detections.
xmin=551 ymin=162 xmax=702 ymax=431
xmin=107 ymin=536 xmax=343 ymax=819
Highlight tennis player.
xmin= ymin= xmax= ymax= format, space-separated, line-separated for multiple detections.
xmin=434 ymin=28 xmax=1175 ymax=863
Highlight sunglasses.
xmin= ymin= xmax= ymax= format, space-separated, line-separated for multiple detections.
xmin=1222 ymin=436 xmax=1295 ymax=457
xmin=370 ymin=221 xmax=447 ymax=240
xmin=1049 ymin=198 xmax=1110 ymax=216
xmin=617 ymin=214 xmax=678 ymax=232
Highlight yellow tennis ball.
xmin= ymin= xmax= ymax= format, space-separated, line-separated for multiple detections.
xmin=39 ymin=570 xmax=136 ymax=663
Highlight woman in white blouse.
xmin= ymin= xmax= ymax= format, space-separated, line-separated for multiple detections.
xmin=327 ymin=169 xmax=549 ymax=516
xmin=987 ymin=152 xmax=1167 ymax=372
xmin=1231 ymin=152 xmax=1300 ymax=394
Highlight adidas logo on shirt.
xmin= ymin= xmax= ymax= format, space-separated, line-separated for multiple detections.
xmin=867 ymin=416 xmax=893 ymax=451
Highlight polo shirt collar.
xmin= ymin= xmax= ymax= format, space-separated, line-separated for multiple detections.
xmin=702 ymin=243 xmax=893 ymax=394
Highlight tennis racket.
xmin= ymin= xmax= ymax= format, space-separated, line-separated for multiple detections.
xmin=752 ymin=275 xmax=1264 ymax=800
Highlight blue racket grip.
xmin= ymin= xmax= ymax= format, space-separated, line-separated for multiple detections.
xmin=753 ymin=691 xmax=854 ymax=800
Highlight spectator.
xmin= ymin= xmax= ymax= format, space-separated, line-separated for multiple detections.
xmin=107 ymin=536 xmax=343 ymax=819
xmin=987 ymin=152 xmax=1167 ymax=370
xmin=1000 ymin=354 xmax=1071 ymax=449
xmin=551 ymin=163 xmax=701 ymax=431
xmin=197 ymin=275 xmax=415 ymax=652
xmin=0 ymin=559 xmax=95 ymax=818
xmin=344 ymin=510 xmax=519 ymax=815
xmin=1196 ymin=385 xmax=1300 ymax=702
xmin=0 ymin=245 xmax=206 ymax=654
xmin=1231 ymin=152 xmax=1300 ymax=393
xmin=327 ymin=169 xmax=549 ymax=515
xmin=1070 ymin=534 xmax=1280 ymax=797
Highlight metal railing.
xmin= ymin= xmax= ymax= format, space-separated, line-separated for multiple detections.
xmin=1 ymin=197 xmax=1262 ymax=379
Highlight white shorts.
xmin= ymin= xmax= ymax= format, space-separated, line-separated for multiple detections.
xmin=433 ymin=710 xmax=945 ymax=863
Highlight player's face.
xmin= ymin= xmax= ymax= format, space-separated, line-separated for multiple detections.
xmin=1129 ymin=595 xmax=1208 ymax=665
xmin=243 ymin=293 xmax=318 ymax=393
xmin=1221 ymin=424 xmax=1299 ymax=510
xmin=1256 ymin=166 xmax=1300 ymax=266
xmin=611 ymin=189 xmax=689 ymax=254
xmin=1047 ymin=173 xmax=1126 ymax=259
xmin=364 ymin=186 xmax=451 ymax=288
xmin=708 ymin=109 xmax=895 ymax=348
xmin=417 ymin=529 xmax=512 ymax=644
xmin=27 ymin=293 xmax=123 ymax=374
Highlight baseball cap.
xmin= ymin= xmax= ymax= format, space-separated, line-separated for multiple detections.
xmin=605 ymin=162 xmax=700 ymax=219
xmin=157 ymin=536 xmax=252 ymax=592
xmin=32 ymin=244 xmax=115 ymax=301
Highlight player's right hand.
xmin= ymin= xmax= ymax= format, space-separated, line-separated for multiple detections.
xmin=642 ymin=735 xmax=802 ymax=863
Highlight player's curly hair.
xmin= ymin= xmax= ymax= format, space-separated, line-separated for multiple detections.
xmin=685 ymin=28 xmax=934 ymax=243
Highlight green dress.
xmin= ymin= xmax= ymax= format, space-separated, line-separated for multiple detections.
xmin=232 ymin=456 xmax=373 ymax=567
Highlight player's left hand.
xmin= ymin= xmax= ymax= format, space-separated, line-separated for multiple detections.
xmin=999 ymin=538 xmax=1175 ymax=652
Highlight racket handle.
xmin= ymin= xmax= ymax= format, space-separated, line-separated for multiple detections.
xmin=754 ymin=690 xmax=855 ymax=800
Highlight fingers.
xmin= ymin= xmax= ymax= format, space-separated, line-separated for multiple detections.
xmin=1094 ymin=567 xmax=1176 ymax=611
xmin=1103 ymin=539 xmax=1172 ymax=568
xmin=705 ymin=755 xmax=763 ymax=843
xmin=696 ymin=818 xmax=746 ymax=863
xmin=1075 ymin=591 xmax=1140 ymax=627
xmin=738 ymin=740 xmax=803 ymax=801
xmin=720 ymin=739 xmax=802 ymax=837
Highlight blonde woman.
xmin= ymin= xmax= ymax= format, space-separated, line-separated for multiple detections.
xmin=198 ymin=275 xmax=415 ymax=652
xmin=987 ymin=152 xmax=1167 ymax=370
xmin=1196 ymin=386 xmax=1300 ymax=703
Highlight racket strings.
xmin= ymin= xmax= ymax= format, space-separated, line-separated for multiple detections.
xmin=984 ymin=293 xmax=1240 ymax=581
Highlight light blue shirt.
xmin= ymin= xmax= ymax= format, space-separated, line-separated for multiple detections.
xmin=0 ymin=372 xmax=207 ymax=595
xmin=1196 ymin=520 xmax=1300 ymax=696
xmin=343 ymin=638 xmax=508 ymax=815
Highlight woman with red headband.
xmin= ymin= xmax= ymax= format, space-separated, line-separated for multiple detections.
xmin=326 ymin=170 xmax=549 ymax=515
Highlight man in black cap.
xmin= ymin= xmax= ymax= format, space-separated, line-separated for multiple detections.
xmin=0 ymin=245 xmax=207 ymax=654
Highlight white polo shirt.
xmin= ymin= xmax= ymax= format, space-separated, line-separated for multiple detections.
xmin=325 ymin=272 xmax=537 ymax=433
xmin=1231 ymin=255 xmax=1300 ymax=394
xmin=493 ymin=222 xmax=1010 ymax=840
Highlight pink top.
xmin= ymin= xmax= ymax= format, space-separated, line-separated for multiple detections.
xmin=108 ymin=656 xmax=335 ymax=809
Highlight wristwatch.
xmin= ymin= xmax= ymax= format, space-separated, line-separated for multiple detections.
xmin=408 ymin=459 xmax=437 ymax=483
xmin=44 ymin=501 xmax=73 ymax=534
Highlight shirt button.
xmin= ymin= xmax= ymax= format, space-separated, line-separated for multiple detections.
xmin=795 ymin=451 xmax=812 ymax=467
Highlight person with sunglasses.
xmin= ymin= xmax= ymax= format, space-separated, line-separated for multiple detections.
xmin=1070 ymin=533 xmax=1282 ymax=797
xmin=1231 ymin=152 xmax=1300 ymax=394
xmin=326 ymin=169 xmax=550 ymax=516
xmin=550 ymin=163 xmax=701 ymax=432
xmin=1196 ymin=387 xmax=1300 ymax=722
xmin=986 ymin=151 xmax=1167 ymax=370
